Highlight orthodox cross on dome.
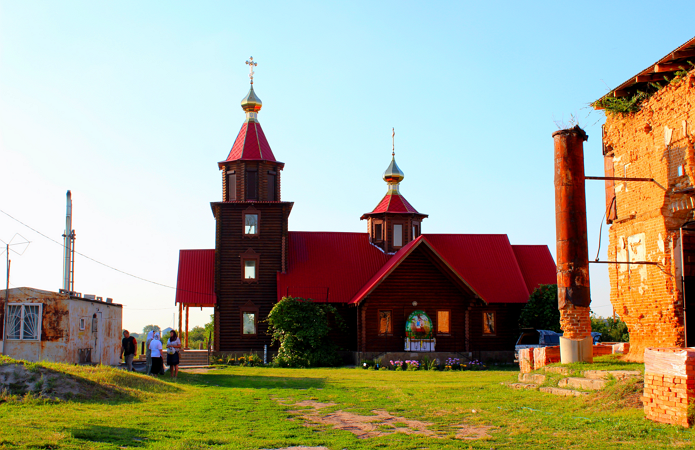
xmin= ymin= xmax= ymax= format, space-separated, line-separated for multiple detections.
xmin=246 ymin=57 xmax=257 ymax=84
xmin=392 ymin=127 xmax=395 ymax=157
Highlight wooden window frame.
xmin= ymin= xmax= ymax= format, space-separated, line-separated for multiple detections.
xmin=240 ymin=248 xmax=260 ymax=283
xmin=240 ymin=302 xmax=259 ymax=337
xmin=267 ymin=171 xmax=276 ymax=201
xmin=373 ymin=220 xmax=384 ymax=242
xmin=227 ymin=170 xmax=237 ymax=201
xmin=392 ymin=222 xmax=405 ymax=248
xmin=378 ymin=309 xmax=393 ymax=336
xmin=436 ymin=309 xmax=451 ymax=336
xmin=245 ymin=167 xmax=258 ymax=201
xmin=242 ymin=206 xmax=261 ymax=238
xmin=413 ymin=222 xmax=420 ymax=239
xmin=482 ymin=311 xmax=497 ymax=336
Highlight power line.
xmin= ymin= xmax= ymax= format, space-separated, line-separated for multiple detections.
xmin=0 ymin=208 xmax=214 ymax=298
xmin=6 ymin=281 xmax=177 ymax=310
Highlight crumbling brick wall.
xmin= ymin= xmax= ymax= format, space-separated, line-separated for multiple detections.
xmin=519 ymin=348 xmax=534 ymax=373
xmin=533 ymin=346 xmax=561 ymax=370
xmin=642 ymin=347 xmax=695 ymax=427
xmin=602 ymin=71 xmax=695 ymax=360
xmin=559 ymin=305 xmax=592 ymax=340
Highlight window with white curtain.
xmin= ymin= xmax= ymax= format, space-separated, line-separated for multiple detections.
xmin=6 ymin=304 xmax=42 ymax=341
xmin=393 ymin=224 xmax=403 ymax=247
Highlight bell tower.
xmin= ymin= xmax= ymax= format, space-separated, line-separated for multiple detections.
xmin=211 ymin=57 xmax=294 ymax=351
xmin=361 ymin=129 xmax=427 ymax=253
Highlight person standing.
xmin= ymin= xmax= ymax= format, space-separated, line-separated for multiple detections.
xmin=120 ymin=330 xmax=137 ymax=371
xmin=166 ymin=330 xmax=182 ymax=379
xmin=145 ymin=330 xmax=154 ymax=375
xmin=149 ymin=332 xmax=163 ymax=376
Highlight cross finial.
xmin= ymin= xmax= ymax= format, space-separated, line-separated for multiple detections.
xmin=392 ymin=127 xmax=395 ymax=157
xmin=246 ymin=57 xmax=258 ymax=84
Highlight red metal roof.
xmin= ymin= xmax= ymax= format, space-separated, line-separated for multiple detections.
xmin=348 ymin=236 xmax=482 ymax=304
xmin=426 ymin=234 xmax=532 ymax=304
xmin=365 ymin=193 xmax=420 ymax=215
xmin=226 ymin=122 xmax=276 ymax=162
xmin=278 ymin=232 xmax=550 ymax=305
xmin=512 ymin=245 xmax=557 ymax=294
xmin=277 ymin=232 xmax=391 ymax=303
xmin=175 ymin=249 xmax=216 ymax=306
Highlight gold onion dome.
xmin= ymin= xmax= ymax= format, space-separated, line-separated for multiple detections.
xmin=383 ymin=155 xmax=405 ymax=184
xmin=241 ymin=84 xmax=262 ymax=113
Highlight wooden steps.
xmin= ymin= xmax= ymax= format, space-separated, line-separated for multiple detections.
xmin=178 ymin=350 xmax=209 ymax=367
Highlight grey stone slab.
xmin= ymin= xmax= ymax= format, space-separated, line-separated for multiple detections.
xmin=558 ymin=377 xmax=606 ymax=390
xmin=518 ymin=373 xmax=546 ymax=384
xmin=539 ymin=386 xmax=589 ymax=397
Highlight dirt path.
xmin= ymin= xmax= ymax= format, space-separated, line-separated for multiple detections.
xmin=276 ymin=398 xmax=493 ymax=440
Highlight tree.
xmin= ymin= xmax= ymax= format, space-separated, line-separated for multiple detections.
xmin=591 ymin=314 xmax=629 ymax=342
xmin=518 ymin=284 xmax=561 ymax=333
xmin=186 ymin=315 xmax=214 ymax=349
xmin=266 ymin=297 xmax=344 ymax=368
xmin=142 ymin=325 xmax=161 ymax=336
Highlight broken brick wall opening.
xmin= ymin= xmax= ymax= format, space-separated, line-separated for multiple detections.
xmin=602 ymin=70 xmax=695 ymax=361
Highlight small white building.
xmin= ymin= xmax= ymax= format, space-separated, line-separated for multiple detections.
xmin=0 ymin=287 xmax=123 ymax=365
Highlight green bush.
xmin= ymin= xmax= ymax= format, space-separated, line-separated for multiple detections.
xmin=519 ymin=284 xmax=561 ymax=333
xmin=267 ymin=297 xmax=344 ymax=368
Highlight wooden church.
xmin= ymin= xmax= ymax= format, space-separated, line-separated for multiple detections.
xmin=175 ymin=62 xmax=556 ymax=361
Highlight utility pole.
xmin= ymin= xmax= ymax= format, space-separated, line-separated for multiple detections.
xmin=1 ymin=235 xmax=30 ymax=355
xmin=2 ymin=244 xmax=9 ymax=354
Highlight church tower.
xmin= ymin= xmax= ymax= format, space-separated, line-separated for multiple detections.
xmin=211 ymin=58 xmax=293 ymax=351
xmin=361 ymin=130 xmax=427 ymax=253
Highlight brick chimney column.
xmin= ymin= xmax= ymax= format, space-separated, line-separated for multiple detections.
xmin=553 ymin=126 xmax=592 ymax=349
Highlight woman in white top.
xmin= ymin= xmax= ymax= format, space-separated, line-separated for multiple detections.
xmin=166 ymin=330 xmax=182 ymax=379
xmin=149 ymin=332 xmax=164 ymax=376
xmin=145 ymin=331 xmax=154 ymax=375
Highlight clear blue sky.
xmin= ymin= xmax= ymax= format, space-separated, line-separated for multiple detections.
xmin=1 ymin=1 xmax=693 ymax=333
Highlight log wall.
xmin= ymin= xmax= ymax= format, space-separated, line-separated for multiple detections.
xmin=213 ymin=201 xmax=292 ymax=351
xmin=358 ymin=246 xmax=477 ymax=352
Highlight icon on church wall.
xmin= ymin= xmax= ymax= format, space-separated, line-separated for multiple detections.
xmin=483 ymin=312 xmax=496 ymax=335
xmin=406 ymin=310 xmax=432 ymax=339
xmin=404 ymin=310 xmax=435 ymax=351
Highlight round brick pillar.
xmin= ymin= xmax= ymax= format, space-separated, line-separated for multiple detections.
xmin=553 ymin=126 xmax=592 ymax=342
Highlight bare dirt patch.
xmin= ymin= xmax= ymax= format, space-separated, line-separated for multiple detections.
xmin=278 ymin=398 xmax=493 ymax=440
xmin=263 ymin=447 xmax=329 ymax=450
xmin=0 ymin=363 xmax=83 ymax=400
xmin=180 ymin=367 xmax=216 ymax=374
xmin=0 ymin=362 xmax=171 ymax=402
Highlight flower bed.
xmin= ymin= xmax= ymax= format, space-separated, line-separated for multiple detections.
xmin=211 ymin=353 xmax=263 ymax=367
xmin=359 ymin=357 xmax=488 ymax=371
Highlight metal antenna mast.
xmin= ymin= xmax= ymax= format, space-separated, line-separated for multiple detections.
xmin=1 ymin=234 xmax=30 ymax=355
xmin=62 ymin=191 xmax=76 ymax=293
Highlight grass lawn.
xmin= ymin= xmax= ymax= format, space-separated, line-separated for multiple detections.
xmin=1 ymin=358 xmax=694 ymax=449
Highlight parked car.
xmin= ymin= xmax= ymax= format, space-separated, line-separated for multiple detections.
xmin=514 ymin=329 xmax=562 ymax=361
xmin=514 ymin=329 xmax=603 ymax=361
xmin=590 ymin=332 xmax=603 ymax=344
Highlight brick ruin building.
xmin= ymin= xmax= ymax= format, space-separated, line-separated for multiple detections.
xmin=594 ymin=36 xmax=695 ymax=360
